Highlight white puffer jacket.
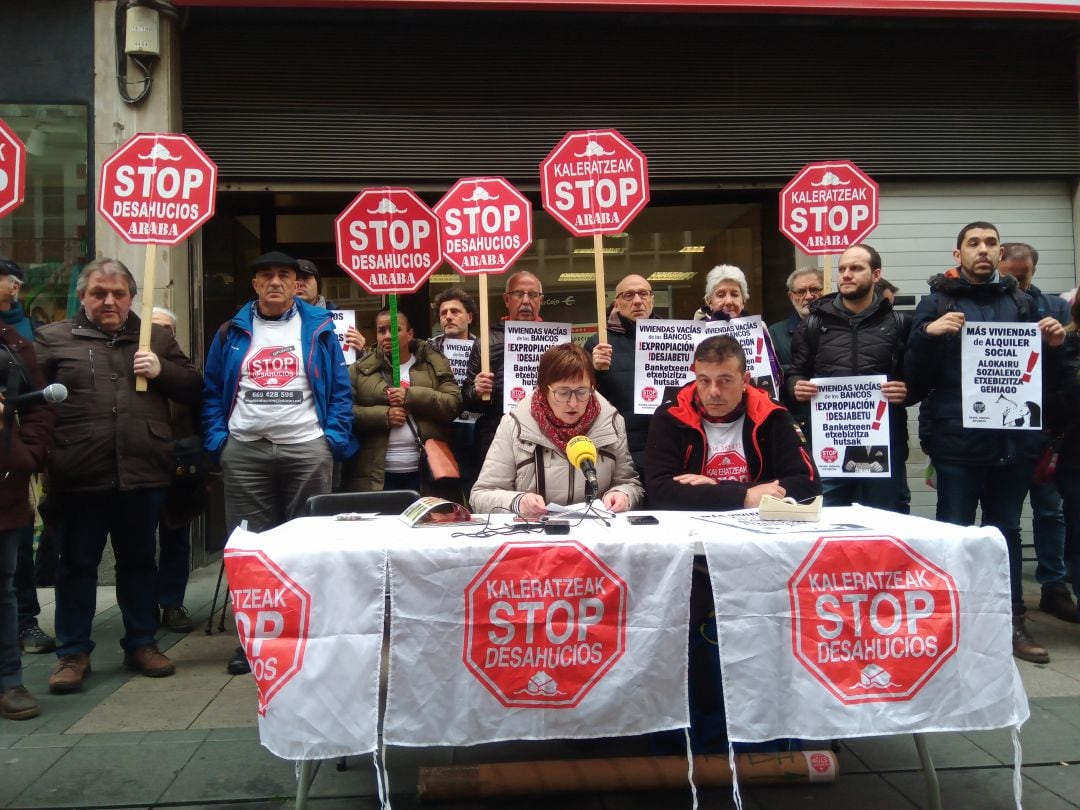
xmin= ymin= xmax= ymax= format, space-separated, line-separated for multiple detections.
xmin=470 ymin=390 xmax=644 ymax=514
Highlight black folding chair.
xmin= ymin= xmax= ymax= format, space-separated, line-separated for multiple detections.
xmin=303 ymin=489 xmax=421 ymax=516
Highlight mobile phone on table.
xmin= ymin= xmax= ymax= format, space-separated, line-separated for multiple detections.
xmin=627 ymin=515 xmax=659 ymax=525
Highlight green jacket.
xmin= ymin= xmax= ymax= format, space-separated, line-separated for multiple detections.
xmin=344 ymin=339 xmax=462 ymax=491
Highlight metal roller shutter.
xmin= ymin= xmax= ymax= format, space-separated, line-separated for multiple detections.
xmin=181 ymin=11 xmax=1080 ymax=183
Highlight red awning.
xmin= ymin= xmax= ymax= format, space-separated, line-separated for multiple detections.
xmin=167 ymin=0 xmax=1080 ymax=19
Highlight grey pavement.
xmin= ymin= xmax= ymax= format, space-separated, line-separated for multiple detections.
xmin=2 ymin=563 xmax=1080 ymax=809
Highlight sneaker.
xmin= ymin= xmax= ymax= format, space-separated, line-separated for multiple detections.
xmin=123 ymin=645 xmax=176 ymax=678
xmin=49 ymin=653 xmax=91 ymax=694
xmin=18 ymin=624 xmax=56 ymax=654
xmin=0 ymin=685 xmax=40 ymax=721
xmin=1039 ymin=584 xmax=1078 ymax=624
xmin=227 ymin=646 xmax=251 ymax=675
xmin=1012 ymin=613 xmax=1050 ymax=664
xmin=160 ymin=606 xmax=194 ymax=634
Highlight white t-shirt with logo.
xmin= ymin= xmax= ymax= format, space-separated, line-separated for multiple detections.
xmin=385 ymin=355 xmax=420 ymax=473
xmin=229 ymin=313 xmax=323 ymax=444
xmin=702 ymin=416 xmax=750 ymax=482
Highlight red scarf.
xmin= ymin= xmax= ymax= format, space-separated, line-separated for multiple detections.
xmin=531 ymin=391 xmax=600 ymax=452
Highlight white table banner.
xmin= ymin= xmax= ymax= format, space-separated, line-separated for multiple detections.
xmin=699 ymin=507 xmax=1029 ymax=742
xmin=225 ymin=521 xmax=385 ymax=760
xmin=383 ymin=534 xmax=694 ymax=746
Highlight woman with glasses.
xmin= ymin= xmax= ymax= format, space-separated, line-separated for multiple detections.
xmin=470 ymin=343 xmax=643 ymax=518
xmin=694 ymin=264 xmax=784 ymax=396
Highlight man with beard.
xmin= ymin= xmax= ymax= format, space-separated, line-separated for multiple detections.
xmin=787 ymin=243 xmax=911 ymax=512
xmin=905 ymin=222 xmax=1066 ymax=664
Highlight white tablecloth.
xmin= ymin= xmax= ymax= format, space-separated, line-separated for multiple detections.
xmin=224 ymin=506 xmax=1027 ymax=760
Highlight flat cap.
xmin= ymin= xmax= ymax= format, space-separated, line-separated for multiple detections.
xmin=0 ymin=257 xmax=25 ymax=281
xmin=249 ymin=250 xmax=299 ymax=273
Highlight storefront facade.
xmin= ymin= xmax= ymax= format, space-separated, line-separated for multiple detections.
xmin=4 ymin=1 xmax=1079 ymax=540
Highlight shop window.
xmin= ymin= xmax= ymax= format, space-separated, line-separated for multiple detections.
xmin=0 ymin=104 xmax=89 ymax=324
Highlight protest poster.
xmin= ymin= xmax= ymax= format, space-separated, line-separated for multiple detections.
xmin=809 ymin=374 xmax=890 ymax=478
xmin=633 ymin=319 xmax=703 ymax=414
xmin=702 ymin=315 xmax=777 ymax=398
xmin=329 ymin=309 xmax=356 ymax=364
xmin=439 ymin=338 xmax=474 ymax=386
xmin=961 ymin=321 xmax=1042 ymax=430
xmin=502 ymin=321 xmax=572 ymax=413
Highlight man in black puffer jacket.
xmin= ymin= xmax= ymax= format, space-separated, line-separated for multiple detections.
xmin=584 ymin=274 xmax=657 ymax=478
xmin=905 ymin=222 xmax=1066 ymax=665
xmin=787 ymin=244 xmax=910 ymax=512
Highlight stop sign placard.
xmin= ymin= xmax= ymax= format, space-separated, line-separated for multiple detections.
xmin=464 ymin=540 xmax=627 ymax=709
xmin=0 ymin=119 xmax=27 ymax=218
xmin=335 ymin=187 xmax=442 ymax=295
xmin=779 ymin=160 xmax=879 ymax=255
xmin=788 ymin=535 xmax=959 ymax=705
xmin=434 ymin=177 xmax=532 ymax=275
xmin=224 ymin=549 xmax=311 ymax=716
xmin=98 ymin=132 xmax=218 ymax=245
xmin=540 ymin=129 xmax=649 ymax=237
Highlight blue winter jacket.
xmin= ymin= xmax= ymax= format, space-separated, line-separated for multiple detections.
xmin=202 ymin=299 xmax=359 ymax=462
xmin=905 ymin=270 xmax=1053 ymax=466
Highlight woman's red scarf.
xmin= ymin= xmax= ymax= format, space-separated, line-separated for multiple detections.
xmin=531 ymin=391 xmax=600 ymax=451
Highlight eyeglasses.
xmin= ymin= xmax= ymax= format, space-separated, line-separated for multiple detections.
xmin=616 ymin=290 xmax=654 ymax=302
xmin=507 ymin=290 xmax=543 ymax=300
xmin=548 ymin=386 xmax=593 ymax=403
xmin=791 ymin=286 xmax=824 ymax=298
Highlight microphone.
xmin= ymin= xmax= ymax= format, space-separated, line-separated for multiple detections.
xmin=8 ymin=383 xmax=68 ymax=408
xmin=566 ymin=435 xmax=599 ymax=502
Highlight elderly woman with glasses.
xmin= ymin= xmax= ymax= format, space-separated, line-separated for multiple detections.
xmin=470 ymin=343 xmax=643 ymax=518
xmin=693 ymin=264 xmax=784 ymax=395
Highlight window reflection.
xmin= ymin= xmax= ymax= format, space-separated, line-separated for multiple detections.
xmin=0 ymin=104 xmax=89 ymax=324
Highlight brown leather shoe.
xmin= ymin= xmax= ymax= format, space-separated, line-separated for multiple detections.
xmin=0 ymin=685 xmax=41 ymax=720
xmin=1039 ymin=584 xmax=1079 ymax=623
xmin=49 ymin=653 xmax=91 ymax=694
xmin=123 ymin=645 xmax=175 ymax=678
xmin=1013 ymin=613 xmax=1050 ymax=664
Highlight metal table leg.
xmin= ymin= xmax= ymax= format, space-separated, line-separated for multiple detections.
xmin=295 ymin=759 xmax=322 ymax=810
xmin=913 ymin=733 xmax=943 ymax=810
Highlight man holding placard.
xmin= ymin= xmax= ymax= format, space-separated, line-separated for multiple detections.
xmin=584 ymin=274 xmax=656 ymax=476
xmin=905 ymin=222 xmax=1066 ymax=663
xmin=463 ymin=271 xmax=544 ymax=458
xmin=787 ymin=244 xmax=910 ymax=512
xmin=36 ymin=259 xmax=202 ymax=692
xmin=429 ymin=287 xmax=482 ymax=492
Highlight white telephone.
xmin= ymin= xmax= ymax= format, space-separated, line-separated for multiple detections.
xmin=758 ymin=495 xmax=823 ymax=522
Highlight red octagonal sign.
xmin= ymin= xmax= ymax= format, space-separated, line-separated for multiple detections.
xmin=464 ymin=540 xmax=627 ymax=708
xmin=779 ymin=160 xmax=879 ymax=256
xmin=788 ymin=535 xmax=959 ymax=705
xmin=98 ymin=133 xmax=218 ymax=246
xmin=224 ymin=549 xmax=311 ymax=716
xmin=0 ymin=118 xmax=27 ymax=218
xmin=540 ymin=129 xmax=650 ymax=237
xmin=247 ymin=345 xmax=299 ymax=388
xmin=335 ymin=187 xmax=442 ymax=295
xmin=434 ymin=177 xmax=533 ymax=275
